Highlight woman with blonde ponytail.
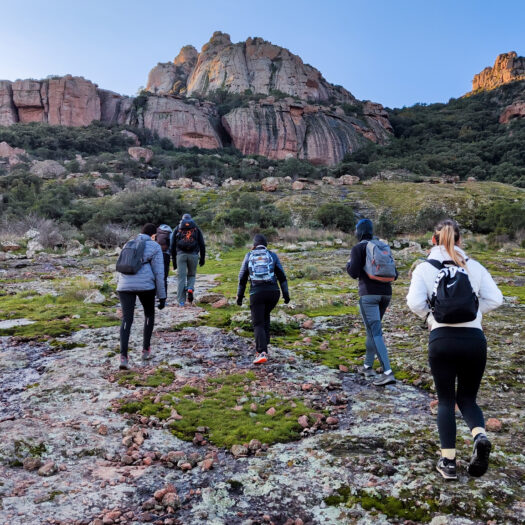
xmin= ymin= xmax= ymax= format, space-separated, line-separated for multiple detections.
xmin=407 ymin=219 xmax=503 ymax=480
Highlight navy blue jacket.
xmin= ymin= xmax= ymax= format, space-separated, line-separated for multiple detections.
xmin=237 ymin=249 xmax=289 ymax=299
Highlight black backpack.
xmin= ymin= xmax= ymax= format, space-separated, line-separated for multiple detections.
xmin=116 ymin=237 xmax=146 ymax=274
xmin=427 ymin=259 xmax=479 ymax=323
xmin=176 ymin=221 xmax=199 ymax=252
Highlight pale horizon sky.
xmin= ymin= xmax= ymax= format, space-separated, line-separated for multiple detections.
xmin=0 ymin=0 xmax=523 ymax=108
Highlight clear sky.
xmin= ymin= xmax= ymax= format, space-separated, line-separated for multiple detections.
xmin=1 ymin=0 xmax=523 ymax=108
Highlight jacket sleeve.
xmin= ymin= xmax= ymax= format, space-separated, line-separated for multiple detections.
xmin=273 ymin=253 xmax=289 ymax=296
xmin=477 ymin=263 xmax=503 ymax=314
xmin=151 ymin=244 xmax=166 ymax=299
xmin=346 ymin=244 xmax=363 ymax=279
xmin=198 ymin=228 xmax=206 ymax=263
xmin=171 ymin=227 xmax=178 ymax=260
xmin=406 ymin=263 xmax=430 ymax=318
xmin=237 ymin=253 xmax=250 ymax=298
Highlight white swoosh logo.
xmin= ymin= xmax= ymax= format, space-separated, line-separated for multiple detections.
xmin=446 ymin=282 xmax=457 ymax=288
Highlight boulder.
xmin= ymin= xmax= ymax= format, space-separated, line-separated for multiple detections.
xmin=292 ymin=181 xmax=305 ymax=191
xmin=198 ymin=292 xmax=225 ymax=304
xmin=230 ymin=444 xmax=248 ymax=457
xmin=261 ymin=177 xmax=280 ymax=192
xmin=128 ymin=147 xmax=154 ymax=163
xmin=166 ymin=177 xmax=193 ymax=189
xmin=1 ymin=240 xmax=21 ymax=252
xmin=0 ymin=141 xmax=26 ymax=166
xmin=83 ymin=290 xmax=106 ymax=304
xmin=499 ymin=101 xmax=525 ymax=124
xmin=26 ymin=239 xmax=44 ymax=258
xmin=338 ymin=174 xmax=360 ymax=185
xmin=30 ymin=160 xmax=66 ymax=179
xmin=221 ymin=178 xmax=245 ymax=188
xmin=93 ymin=178 xmax=111 ymax=190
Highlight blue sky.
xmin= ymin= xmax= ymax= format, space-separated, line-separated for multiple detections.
xmin=1 ymin=0 xmax=523 ymax=108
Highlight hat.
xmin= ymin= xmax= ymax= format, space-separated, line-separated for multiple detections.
xmin=182 ymin=213 xmax=192 ymax=220
xmin=355 ymin=218 xmax=373 ymax=241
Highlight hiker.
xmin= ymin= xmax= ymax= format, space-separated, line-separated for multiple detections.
xmin=406 ymin=219 xmax=503 ymax=480
xmin=236 ymin=234 xmax=290 ymax=364
xmin=346 ymin=218 xmax=398 ymax=386
xmin=116 ymin=223 xmax=166 ymax=370
xmin=170 ymin=213 xmax=205 ymax=307
xmin=154 ymin=224 xmax=173 ymax=296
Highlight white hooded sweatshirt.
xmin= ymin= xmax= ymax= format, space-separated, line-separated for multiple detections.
xmin=406 ymin=245 xmax=503 ymax=331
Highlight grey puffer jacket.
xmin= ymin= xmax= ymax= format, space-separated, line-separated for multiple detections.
xmin=117 ymin=234 xmax=166 ymax=299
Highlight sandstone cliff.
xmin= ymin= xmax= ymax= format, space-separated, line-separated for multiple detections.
xmin=472 ymin=52 xmax=525 ymax=91
xmin=147 ymin=31 xmax=355 ymax=104
xmin=0 ymin=31 xmax=395 ymax=165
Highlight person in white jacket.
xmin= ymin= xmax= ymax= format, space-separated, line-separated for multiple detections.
xmin=406 ymin=219 xmax=503 ymax=480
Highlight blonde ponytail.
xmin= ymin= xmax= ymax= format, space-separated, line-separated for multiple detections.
xmin=434 ymin=219 xmax=466 ymax=268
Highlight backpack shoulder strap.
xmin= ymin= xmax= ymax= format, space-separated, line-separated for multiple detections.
xmin=426 ymin=259 xmax=443 ymax=270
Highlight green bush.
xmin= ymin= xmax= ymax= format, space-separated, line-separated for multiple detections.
xmin=315 ymin=203 xmax=355 ymax=233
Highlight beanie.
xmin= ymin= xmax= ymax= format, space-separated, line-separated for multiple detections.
xmin=355 ymin=218 xmax=373 ymax=241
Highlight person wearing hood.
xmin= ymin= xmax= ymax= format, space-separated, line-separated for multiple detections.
xmin=154 ymin=224 xmax=173 ymax=296
xmin=407 ymin=219 xmax=503 ymax=480
xmin=346 ymin=218 xmax=398 ymax=386
xmin=170 ymin=213 xmax=205 ymax=307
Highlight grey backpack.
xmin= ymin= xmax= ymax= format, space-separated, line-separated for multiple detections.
xmin=363 ymin=239 xmax=397 ymax=282
xmin=116 ymin=236 xmax=146 ymax=274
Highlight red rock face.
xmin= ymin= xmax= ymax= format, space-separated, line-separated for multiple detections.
xmin=499 ymin=101 xmax=525 ymax=123
xmin=222 ymin=99 xmax=388 ymax=165
xmin=472 ymin=52 xmax=525 ymax=91
xmin=12 ymin=80 xmax=45 ymax=123
xmin=140 ymin=96 xmax=222 ymax=149
xmin=0 ymin=81 xmax=18 ymax=126
xmin=45 ymin=76 xmax=101 ymax=126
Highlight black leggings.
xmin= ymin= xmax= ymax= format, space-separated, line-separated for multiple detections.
xmin=162 ymin=252 xmax=170 ymax=295
xmin=250 ymin=290 xmax=280 ymax=353
xmin=428 ymin=327 xmax=487 ymax=449
xmin=118 ymin=290 xmax=156 ymax=357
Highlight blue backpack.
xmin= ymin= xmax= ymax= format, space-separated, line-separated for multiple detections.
xmin=362 ymin=239 xmax=397 ymax=282
xmin=248 ymin=246 xmax=275 ymax=283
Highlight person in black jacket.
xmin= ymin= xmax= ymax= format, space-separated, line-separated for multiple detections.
xmin=170 ymin=214 xmax=205 ymax=307
xmin=346 ymin=218 xmax=397 ymax=386
xmin=236 ymin=234 xmax=290 ymax=364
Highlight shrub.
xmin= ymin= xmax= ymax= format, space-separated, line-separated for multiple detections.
xmin=316 ymin=203 xmax=355 ymax=233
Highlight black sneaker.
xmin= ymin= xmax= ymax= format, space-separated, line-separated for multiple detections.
xmin=119 ymin=356 xmax=130 ymax=370
xmin=436 ymin=457 xmax=457 ymax=480
xmin=468 ymin=434 xmax=491 ymax=477
xmin=373 ymin=372 xmax=396 ymax=386
xmin=187 ymin=289 xmax=194 ymax=303
xmin=361 ymin=366 xmax=377 ymax=378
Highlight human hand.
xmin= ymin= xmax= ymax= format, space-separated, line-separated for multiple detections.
xmin=199 ymin=260 xmax=205 ymax=267
xmin=236 ymin=296 xmax=243 ymax=306
xmin=158 ymin=298 xmax=166 ymax=310
xmin=283 ymin=294 xmax=290 ymax=304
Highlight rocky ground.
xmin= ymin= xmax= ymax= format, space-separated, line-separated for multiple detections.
xmin=0 ymin=240 xmax=523 ymax=525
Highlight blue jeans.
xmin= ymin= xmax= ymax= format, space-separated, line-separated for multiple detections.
xmin=359 ymin=295 xmax=392 ymax=371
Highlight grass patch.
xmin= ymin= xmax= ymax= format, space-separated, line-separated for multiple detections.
xmin=119 ymin=372 xmax=316 ymax=447
xmin=117 ymin=366 xmax=176 ymax=387
xmin=0 ymin=288 xmax=118 ymax=337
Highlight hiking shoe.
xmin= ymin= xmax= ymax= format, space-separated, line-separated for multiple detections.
xmin=119 ymin=356 xmax=130 ymax=370
xmin=142 ymin=347 xmax=152 ymax=360
xmin=253 ymin=352 xmax=268 ymax=365
xmin=361 ymin=366 xmax=377 ymax=378
xmin=436 ymin=457 xmax=458 ymax=480
xmin=468 ymin=434 xmax=491 ymax=477
xmin=187 ymin=289 xmax=194 ymax=303
xmin=373 ymin=373 xmax=396 ymax=386
xmin=179 ymin=301 xmax=185 ymax=307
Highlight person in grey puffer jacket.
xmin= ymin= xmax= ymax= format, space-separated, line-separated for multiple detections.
xmin=117 ymin=223 xmax=166 ymax=370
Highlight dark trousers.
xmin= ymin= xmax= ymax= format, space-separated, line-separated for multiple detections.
xmin=162 ymin=252 xmax=170 ymax=296
xmin=428 ymin=327 xmax=487 ymax=449
xmin=250 ymin=290 xmax=280 ymax=353
xmin=118 ymin=290 xmax=156 ymax=357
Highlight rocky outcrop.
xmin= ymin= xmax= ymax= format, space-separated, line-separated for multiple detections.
xmin=222 ymin=98 xmax=388 ymax=165
xmin=472 ymin=52 xmax=525 ymax=91
xmin=499 ymin=101 xmax=525 ymax=123
xmin=147 ymin=32 xmax=355 ymax=104
xmin=138 ymin=96 xmax=222 ymax=149
xmin=147 ymin=46 xmax=199 ymax=95
xmin=0 ymin=142 xmax=25 ymax=165
xmin=0 ymin=81 xmax=18 ymax=126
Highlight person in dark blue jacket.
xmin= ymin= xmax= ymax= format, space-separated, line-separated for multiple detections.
xmin=236 ymin=234 xmax=290 ymax=364
xmin=346 ymin=218 xmax=397 ymax=386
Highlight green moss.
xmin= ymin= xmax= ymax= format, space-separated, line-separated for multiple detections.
xmin=498 ymin=284 xmax=525 ymax=304
xmin=13 ymin=440 xmax=46 ymax=458
xmin=118 ymin=372 xmax=316 ymax=448
xmin=0 ymin=289 xmax=119 ymax=337
xmin=117 ymin=367 xmax=176 ymax=387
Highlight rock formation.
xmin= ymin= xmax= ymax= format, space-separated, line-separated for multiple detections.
xmin=147 ymin=31 xmax=354 ymax=104
xmin=499 ymin=101 xmax=525 ymax=123
xmin=472 ymin=52 xmax=525 ymax=91
xmin=0 ymin=31 xmax=394 ymax=165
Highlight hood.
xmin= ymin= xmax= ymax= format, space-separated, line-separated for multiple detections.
xmin=428 ymin=245 xmax=467 ymax=262
xmin=356 ymin=218 xmax=373 ymax=241
xmin=179 ymin=218 xmax=196 ymax=229
xmin=158 ymin=224 xmax=173 ymax=233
